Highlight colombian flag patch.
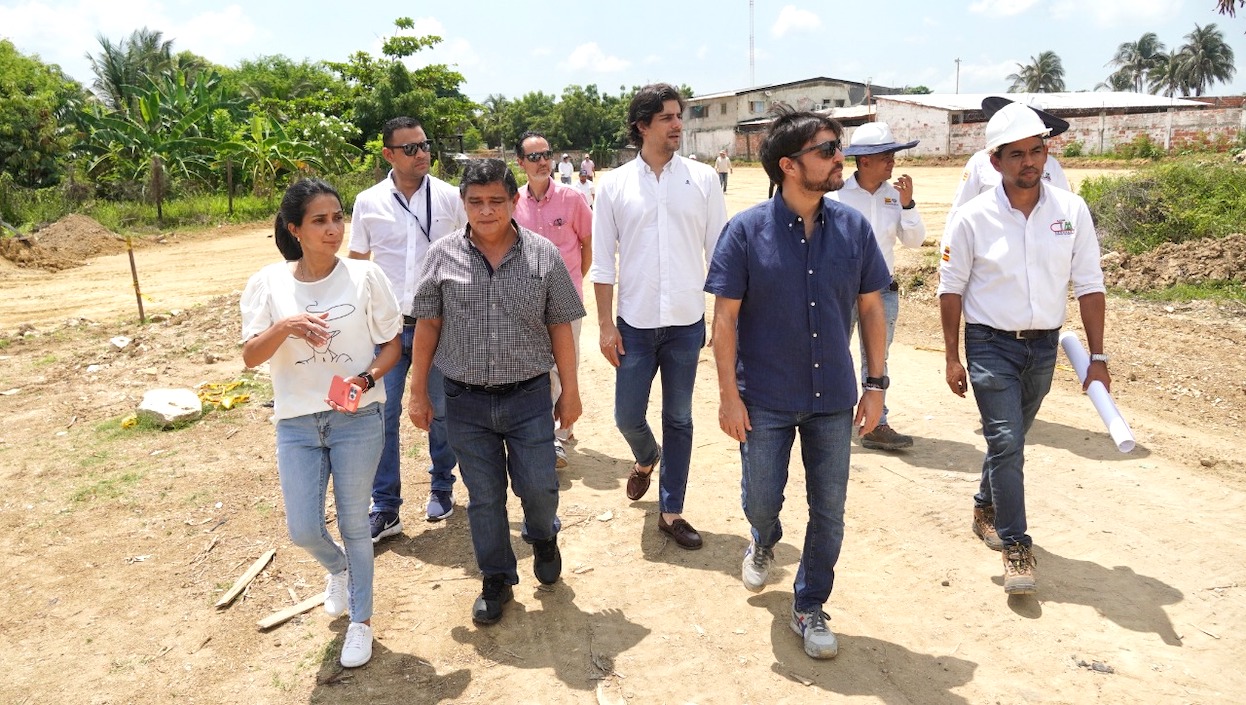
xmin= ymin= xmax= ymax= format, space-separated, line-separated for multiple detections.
xmin=941 ymin=245 xmax=951 ymax=262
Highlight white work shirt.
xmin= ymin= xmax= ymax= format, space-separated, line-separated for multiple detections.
xmin=589 ymin=154 xmax=727 ymax=328
xmin=348 ymin=171 xmax=467 ymax=316
xmin=938 ymin=183 xmax=1105 ymax=332
xmin=948 ymin=149 xmax=1070 ymax=215
xmin=574 ymin=178 xmax=595 ymax=208
xmin=829 ymin=173 xmax=925 ymax=275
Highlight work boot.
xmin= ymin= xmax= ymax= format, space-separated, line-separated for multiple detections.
xmin=973 ymin=505 xmax=1004 ymax=551
xmin=860 ymin=424 xmax=914 ymax=450
xmin=1002 ymin=543 xmax=1038 ymax=595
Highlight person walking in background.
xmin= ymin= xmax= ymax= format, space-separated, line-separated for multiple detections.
xmin=241 ymin=179 xmax=402 ymax=668
xmin=714 ymin=149 xmax=733 ymax=192
xmin=408 ymin=159 xmax=585 ymax=625
xmin=707 ymin=108 xmax=890 ymax=660
xmin=939 ymin=102 xmax=1109 ymax=596
xmin=574 ymin=168 xmax=596 ymax=208
xmin=513 ymin=131 xmax=593 ymax=468
xmin=580 ymin=153 xmax=595 ymax=179
xmin=589 ymin=82 xmax=727 ymax=550
xmin=349 ymin=116 xmax=467 ymax=537
xmin=831 ymin=122 xmax=926 ymax=451
xmin=558 ymin=153 xmax=574 ymax=184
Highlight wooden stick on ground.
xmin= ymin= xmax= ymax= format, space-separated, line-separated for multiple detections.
xmin=256 ymin=593 xmax=325 ymax=630
xmin=215 ymin=549 xmax=275 ymax=609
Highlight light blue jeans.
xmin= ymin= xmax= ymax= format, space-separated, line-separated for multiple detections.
xmin=373 ymin=324 xmax=457 ymax=514
xmin=964 ymin=324 xmax=1059 ymax=548
xmin=740 ymin=405 xmax=852 ymax=612
xmin=276 ymin=402 xmax=383 ymax=622
xmin=850 ymin=286 xmax=899 ymax=425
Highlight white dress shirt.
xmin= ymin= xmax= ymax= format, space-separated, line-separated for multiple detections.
xmin=938 ymin=183 xmax=1105 ymax=332
xmin=589 ymin=154 xmax=727 ymax=328
xmin=348 ymin=171 xmax=467 ymax=316
xmin=830 ymin=173 xmax=925 ymax=275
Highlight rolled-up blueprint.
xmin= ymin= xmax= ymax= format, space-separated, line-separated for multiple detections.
xmin=1059 ymin=332 xmax=1135 ymax=453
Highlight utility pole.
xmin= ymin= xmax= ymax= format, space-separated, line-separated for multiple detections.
xmin=955 ymin=58 xmax=961 ymax=94
xmin=749 ymin=0 xmax=755 ymax=86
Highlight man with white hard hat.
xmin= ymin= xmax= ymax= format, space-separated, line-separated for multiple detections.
xmin=948 ymin=97 xmax=1071 ymax=217
xmin=938 ymin=101 xmax=1110 ymax=597
xmin=830 ymin=122 xmax=925 ymax=451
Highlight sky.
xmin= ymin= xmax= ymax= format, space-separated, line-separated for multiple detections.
xmin=2 ymin=0 xmax=1244 ymax=101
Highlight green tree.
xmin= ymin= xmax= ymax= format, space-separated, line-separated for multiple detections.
xmin=219 ymin=115 xmax=331 ymax=198
xmin=551 ymin=84 xmax=615 ymax=150
xmin=1178 ymin=23 xmax=1236 ymax=95
xmin=1096 ymin=69 xmax=1135 ymax=91
xmin=0 ymin=40 xmax=86 ymax=188
xmin=220 ymin=55 xmax=349 ymax=120
xmin=1106 ymin=32 xmax=1166 ymax=93
xmin=1006 ymin=51 xmax=1066 ymax=93
xmin=1146 ymin=50 xmax=1191 ymax=97
xmin=85 ymin=28 xmax=174 ymax=112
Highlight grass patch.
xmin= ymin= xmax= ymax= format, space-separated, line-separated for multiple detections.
xmin=70 ymin=470 xmax=144 ymax=503
xmin=1117 ymin=280 xmax=1246 ymax=303
xmin=33 ymin=354 xmax=57 ymax=366
xmin=1082 ymin=156 xmax=1246 ymax=255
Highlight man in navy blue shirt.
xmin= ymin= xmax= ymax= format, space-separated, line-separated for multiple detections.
xmin=705 ymin=107 xmax=890 ymax=660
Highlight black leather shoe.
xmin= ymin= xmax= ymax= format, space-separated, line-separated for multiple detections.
xmin=472 ymin=575 xmax=514 ymax=624
xmin=532 ymin=536 xmax=562 ymax=585
xmin=658 ymin=515 xmax=703 ymax=550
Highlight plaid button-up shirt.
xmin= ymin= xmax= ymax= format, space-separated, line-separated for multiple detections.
xmin=412 ymin=222 xmax=586 ymax=386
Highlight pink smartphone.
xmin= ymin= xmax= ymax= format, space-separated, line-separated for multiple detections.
xmin=328 ymin=375 xmax=362 ymax=412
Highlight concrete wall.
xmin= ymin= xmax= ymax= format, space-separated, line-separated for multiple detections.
xmin=875 ymin=97 xmax=1245 ymax=156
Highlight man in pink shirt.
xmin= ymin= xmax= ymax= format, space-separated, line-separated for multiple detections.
xmin=513 ymin=131 xmax=594 ymax=468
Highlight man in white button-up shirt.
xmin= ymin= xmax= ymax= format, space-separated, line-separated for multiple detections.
xmin=938 ymin=102 xmax=1110 ymax=597
xmin=589 ymin=82 xmax=727 ymax=550
xmin=349 ymin=117 xmax=468 ymax=536
xmin=832 ymin=122 xmax=926 ymax=452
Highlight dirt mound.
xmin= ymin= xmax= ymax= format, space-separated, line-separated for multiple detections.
xmin=0 ymin=214 xmax=128 ymax=271
xmin=1103 ymin=233 xmax=1246 ymax=291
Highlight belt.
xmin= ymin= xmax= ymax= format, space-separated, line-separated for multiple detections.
xmin=449 ymin=374 xmax=544 ymax=394
xmin=888 ymin=280 xmax=899 ymax=292
xmin=972 ymin=323 xmax=1058 ymax=340
xmin=403 ymin=315 xmax=418 ymax=327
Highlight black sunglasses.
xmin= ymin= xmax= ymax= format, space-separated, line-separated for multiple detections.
xmin=788 ymin=139 xmax=842 ymax=160
xmin=386 ymin=140 xmax=434 ymax=156
xmin=522 ymin=150 xmax=554 ymax=163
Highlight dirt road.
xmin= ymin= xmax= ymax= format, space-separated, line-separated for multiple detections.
xmin=1 ymin=164 xmax=1243 ymax=704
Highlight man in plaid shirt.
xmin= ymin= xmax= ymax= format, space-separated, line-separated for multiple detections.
xmin=408 ymin=159 xmax=585 ymax=625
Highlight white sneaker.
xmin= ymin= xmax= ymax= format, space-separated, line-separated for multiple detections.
xmin=742 ymin=540 xmax=774 ymax=592
xmin=790 ymin=604 xmax=838 ymax=659
xmin=324 ymin=569 xmax=349 ymax=617
xmin=340 ymin=622 xmax=373 ymax=668
xmin=554 ymin=441 xmax=569 ymax=469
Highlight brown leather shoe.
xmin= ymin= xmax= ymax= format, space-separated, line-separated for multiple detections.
xmin=658 ymin=515 xmax=703 ymax=550
xmin=625 ymin=449 xmax=660 ymax=501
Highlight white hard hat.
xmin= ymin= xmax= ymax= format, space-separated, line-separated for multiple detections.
xmin=984 ymin=102 xmax=1050 ymax=152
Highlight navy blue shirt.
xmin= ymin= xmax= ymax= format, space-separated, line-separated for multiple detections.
xmin=705 ymin=195 xmax=890 ymax=413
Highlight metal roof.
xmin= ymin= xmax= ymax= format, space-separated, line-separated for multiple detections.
xmin=692 ymin=76 xmax=884 ymax=101
xmin=876 ymin=91 xmax=1206 ymax=111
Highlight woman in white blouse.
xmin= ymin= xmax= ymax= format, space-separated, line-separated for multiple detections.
xmin=240 ymin=179 xmax=401 ymax=668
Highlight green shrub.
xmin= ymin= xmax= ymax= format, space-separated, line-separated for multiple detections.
xmin=1111 ymin=133 xmax=1164 ymax=160
xmin=1062 ymin=140 xmax=1084 ymax=158
xmin=1082 ymin=157 xmax=1246 ymax=254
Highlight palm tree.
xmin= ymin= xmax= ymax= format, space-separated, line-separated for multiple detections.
xmin=1106 ymin=33 xmax=1166 ymax=93
xmin=1006 ymin=51 xmax=1066 ymax=93
xmin=1147 ymin=50 xmax=1190 ymax=97
xmin=85 ymin=28 xmax=174 ymax=113
xmin=1096 ymin=69 xmax=1135 ymax=92
xmin=1179 ymin=24 xmax=1236 ymax=96
xmin=1215 ymin=0 xmax=1241 ymax=18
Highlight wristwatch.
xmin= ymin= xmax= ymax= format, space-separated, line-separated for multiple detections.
xmin=1089 ymin=354 xmax=1110 ymax=365
xmin=902 ymin=200 xmax=916 ymax=210
xmin=864 ymin=375 xmax=890 ymax=390
xmin=357 ymin=371 xmax=376 ymax=391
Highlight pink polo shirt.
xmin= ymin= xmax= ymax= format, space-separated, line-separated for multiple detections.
xmin=514 ymin=179 xmax=593 ymax=297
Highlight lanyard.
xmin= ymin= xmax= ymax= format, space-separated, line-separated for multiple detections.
xmin=392 ymin=178 xmax=432 ymax=242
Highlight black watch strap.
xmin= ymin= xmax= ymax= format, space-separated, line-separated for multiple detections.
xmin=864 ymin=375 xmax=889 ymax=390
xmin=358 ymin=371 xmax=376 ymax=391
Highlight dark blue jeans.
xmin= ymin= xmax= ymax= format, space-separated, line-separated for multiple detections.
xmin=614 ymin=317 xmax=704 ymax=514
xmin=444 ymin=374 xmax=560 ymax=585
xmin=740 ymin=405 xmax=852 ymax=612
xmin=372 ymin=325 xmax=457 ymax=514
xmin=964 ymin=324 xmax=1058 ymax=548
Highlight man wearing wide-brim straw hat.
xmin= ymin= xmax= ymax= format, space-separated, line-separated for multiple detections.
xmin=948 ymin=96 xmax=1072 ymax=218
xmin=828 ymin=122 xmax=925 ymax=452
xmin=938 ymin=101 xmax=1110 ymax=597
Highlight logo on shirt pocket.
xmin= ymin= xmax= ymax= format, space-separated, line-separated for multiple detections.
xmin=1049 ymin=219 xmax=1074 ymax=235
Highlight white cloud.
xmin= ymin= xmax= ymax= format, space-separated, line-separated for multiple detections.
xmin=561 ymin=43 xmax=630 ymax=72
xmin=388 ymin=17 xmax=481 ymax=71
xmin=967 ymin=0 xmax=1038 ymax=17
xmin=167 ymin=6 xmax=260 ymax=57
xmin=771 ymin=6 xmax=822 ymax=38
xmin=1051 ymin=0 xmax=1178 ymax=26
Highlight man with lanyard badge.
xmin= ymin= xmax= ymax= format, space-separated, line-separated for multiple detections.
xmin=349 ymin=116 xmax=467 ymax=537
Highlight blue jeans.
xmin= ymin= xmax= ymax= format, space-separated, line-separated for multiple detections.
xmin=740 ymin=405 xmax=852 ymax=612
xmin=372 ymin=325 xmax=457 ymax=514
xmin=850 ymin=286 xmax=899 ymax=425
xmin=614 ymin=317 xmax=704 ymax=514
xmin=964 ymin=324 xmax=1059 ymax=548
xmin=276 ymin=402 xmax=383 ymax=622
xmin=444 ymin=374 xmax=560 ymax=584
